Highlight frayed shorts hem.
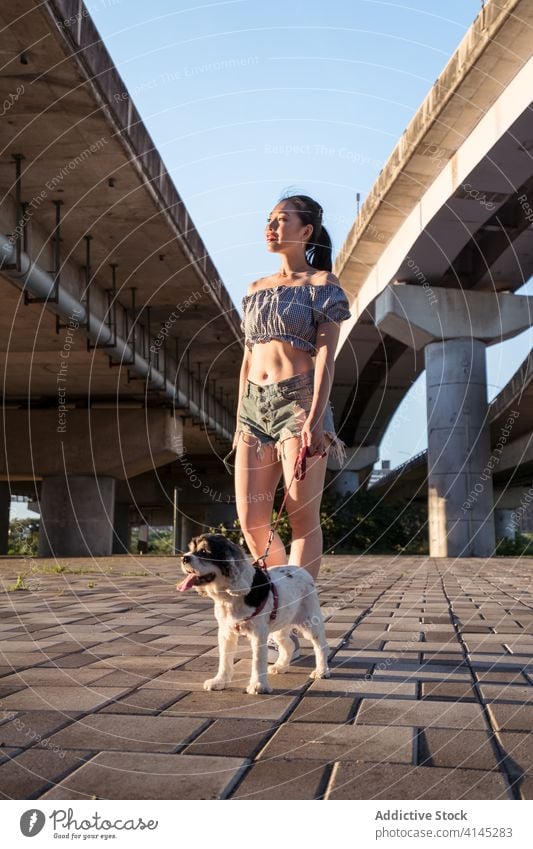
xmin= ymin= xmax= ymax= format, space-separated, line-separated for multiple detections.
xmin=222 ymin=424 xmax=347 ymax=475
xmin=221 ymin=368 xmax=347 ymax=475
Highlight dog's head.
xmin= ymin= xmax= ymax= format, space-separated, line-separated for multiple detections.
xmin=177 ymin=533 xmax=254 ymax=596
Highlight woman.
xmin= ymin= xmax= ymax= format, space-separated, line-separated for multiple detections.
xmin=222 ymin=193 xmax=351 ymax=660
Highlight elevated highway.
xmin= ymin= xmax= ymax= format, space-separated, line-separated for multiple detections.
xmin=333 ymin=0 xmax=533 ymax=555
xmin=0 ymin=0 xmax=244 ymax=554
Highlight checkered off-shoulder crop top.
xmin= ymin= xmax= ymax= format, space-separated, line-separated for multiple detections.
xmin=240 ymin=282 xmax=351 ymax=355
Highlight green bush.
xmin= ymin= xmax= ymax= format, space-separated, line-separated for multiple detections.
xmin=8 ymin=518 xmax=39 ymax=556
xmin=148 ymin=528 xmax=174 ymax=554
xmin=209 ymin=489 xmax=428 ymax=555
xmin=495 ymin=533 xmax=533 ymax=556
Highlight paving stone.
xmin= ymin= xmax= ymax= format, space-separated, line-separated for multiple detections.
xmin=325 ymin=762 xmax=512 ymax=799
xmin=327 ymin=657 xmax=372 ymax=673
xmin=514 ymin=775 xmax=533 ymax=799
xmin=333 ymin=649 xmax=411 ymax=664
xmin=145 ymin=628 xmax=215 ymax=642
xmin=386 ymin=641 xmax=461 ymax=653
xmin=308 ymin=678 xmax=417 ymax=698
xmin=0 ymin=668 xmax=16 ymax=678
xmin=421 ymin=682 xmax=477 ymax=701
xmin=370 ymin=666 xmax=471 ymax=681
xmin=39 ymin=653 xmax=103 ymax=668
xmin=421 ymin=652 xmax=467 ymax=664
xmin=86 ymin=642 xmax=168 ymax=657
xmin=40 ymin=752 xmax=247 ymax=799
xmin=349 ymin=639 xmax=385 ymax=650
xmin=177 ymin=656 xmax=225 ymax=673
xmin=0 ymin=652 xmax=53 ymax=667
xmin=468 ymin=654 xmax=529 ymax=669
xmin=356 ymin=698 xmax=487 ymax=729
xmin=0 ymin=681 xmax=26 ymax=699
xmin=0 ymin=747 xmax=90 ymax=799
xmin=0 ymin=638 xmax=69 ymax=650
xmin=420 ymin=728 xmax=501 ymax=770
xmin=258 ymin=722 xmax=414 ymax=763
xmin=0 ymin=710 xmax=78 ymax=747
xmin=88 ymin=656 xmax=189 ymax=672
xmin=96 ymin=689 xmax=188 ymax=714
xmin=45 ymin=714 xmax=208 ymax=752
xmin=184 ymin=719 xmax=276 ymax=758
xmin=231 ymin=758 xmax=329 ymax=799
xmin=500 ymin=732 xmax=533 ymax=775
xmin=377 ymin=631 xmax=424 ymax=641
xmin=87 ymin=670 xmax=158 ymax=687
xmin=233 ymin=658 xmax=322 ymax=692
xmin=0 ymin=747 xmax=20 ymax=766
xmin=161 ymin=690 xmax=298 ymax=721
xmin=288 ymin=695 xmax=358 ymax=724
xmin=479 ymin=684 xmax=533 ymax=703
xmin=476 ymin=669 xmax=532 ymax=684
xmin=140 ymin=669 xmax=229 ymax=690
xmin=0 ymin=686 xmax=131 ymax=712
xmin=0 ymin=667 xmax=113 ymax=687
xmin=2 ymin=555 xmax=533 ymax=801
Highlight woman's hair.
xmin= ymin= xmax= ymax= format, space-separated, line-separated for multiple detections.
xmin=278 ymin=192 xmax=333 ymax=271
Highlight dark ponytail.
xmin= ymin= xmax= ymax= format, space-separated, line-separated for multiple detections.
xmin=279 ymin=192 xmax=333 ymax=271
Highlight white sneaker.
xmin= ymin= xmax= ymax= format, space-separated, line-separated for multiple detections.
xmin=267 ymin=631 xmax=302 ymax=664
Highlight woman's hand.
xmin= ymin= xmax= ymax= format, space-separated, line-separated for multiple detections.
xmin=300 ymin=414 xmax=328 ymax=457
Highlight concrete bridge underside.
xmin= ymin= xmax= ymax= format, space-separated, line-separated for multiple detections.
xmin=334 ymin=0 xmax=533 ymax=556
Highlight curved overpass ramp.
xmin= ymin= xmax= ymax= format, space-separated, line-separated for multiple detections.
xmin=332 ymin=0 xmax=533 ymax=555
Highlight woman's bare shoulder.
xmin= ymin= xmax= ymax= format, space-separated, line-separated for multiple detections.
xmin=310 ymin=270 xmax=342 ymax=287
xmin=244 ymin=274 xmax=277 ymax=296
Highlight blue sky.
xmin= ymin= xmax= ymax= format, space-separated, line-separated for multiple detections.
xmin=51 ymin=2 xmax=530 ymax=473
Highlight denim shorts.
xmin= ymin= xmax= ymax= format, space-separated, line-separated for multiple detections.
xmin=222 ymin=368 xmax=347 ymax=474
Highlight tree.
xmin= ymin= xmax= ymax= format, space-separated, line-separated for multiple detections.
xmin=8 ymin=518 xmax=39 ymax=556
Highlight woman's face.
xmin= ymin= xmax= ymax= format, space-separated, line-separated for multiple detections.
xmin=265 ymin=201 xmax=313 ymax=254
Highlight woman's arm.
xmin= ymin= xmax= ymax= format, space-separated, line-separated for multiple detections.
xmin=310 ymin=321 xmax=340 ymax=427
xmin=233 ymin=346 xmax=252 ymax=445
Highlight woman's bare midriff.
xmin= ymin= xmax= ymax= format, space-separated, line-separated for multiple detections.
xmin=247 ymin=339 xmax=314 ymax=385
xmin=244 ymin=270 xmax=329 ymax=384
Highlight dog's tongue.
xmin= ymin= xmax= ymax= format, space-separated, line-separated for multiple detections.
xmin=177 ymin=573 xmax=199 ymax=592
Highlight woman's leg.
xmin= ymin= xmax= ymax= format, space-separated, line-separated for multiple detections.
xmin=234 ymin=429 xmax=288 ymax=567
xmin=278 ymin=433 xmax=329 ymax=580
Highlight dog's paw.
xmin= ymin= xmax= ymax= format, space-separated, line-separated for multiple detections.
xmin=309 ymin=668 xmax=331 ymax=679
xmin=269 ymin=663 xmax=289 ymax=675
xmin=203 ymin=677 xmax=228 ymax=691
xmin=246 ymin=681 xmax=272 ymax=695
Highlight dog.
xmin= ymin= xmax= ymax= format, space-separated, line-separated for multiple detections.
xmin=176 ymin=533 xmax=330 ymax=695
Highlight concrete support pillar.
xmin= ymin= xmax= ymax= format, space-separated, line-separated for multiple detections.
xmin=173 ymin=487 xmax=180 ymax=555
xmin=179 ymin=513 xmax=196 ymax=553
xmin=376 ymin=284 xmax=533 ymax=557
xmin=177 ymin=506 xmax=210 ymax=552
xmin=204 ymin=503 xmax=238 ymax=531
xmin=426 ymin=339 xmax=495 ymax=556
xmin=113 ymin=502 xmax=131 ymax=554
xmin=494 ymin=509 xmax=516 ymax=540
xmin=0 ymin=483 xmax=11 ymax=555
xmin=331 ymin=470 xmax=360 ymax=496
xmin=39 ymin=476 xmax=115 ymax=557
xmin=492 ymin=487 xmax=533 ymax=536
xmin=327 ymin=445 xmax=378 ymax=496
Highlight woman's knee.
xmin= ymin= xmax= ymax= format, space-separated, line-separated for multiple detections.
xmin=287 ymin=508 xmax=322 ymax=537
xmin=237 ymin=511 xmax=273 ymax=539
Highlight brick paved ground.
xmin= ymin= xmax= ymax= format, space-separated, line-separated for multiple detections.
xmin=0 ymin=554 xmax=532 ymax=800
